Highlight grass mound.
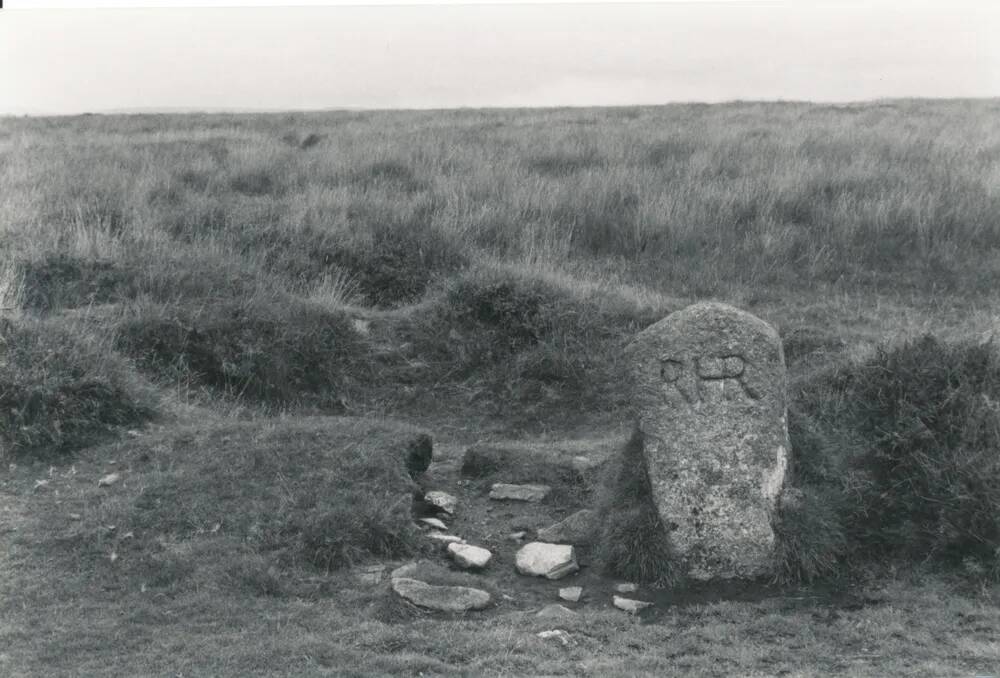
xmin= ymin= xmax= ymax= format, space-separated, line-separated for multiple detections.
xmin=0 ymin=316 xmax=157 ymax=459
xmin=403 ymin=265 xmax=659 ymax=417
xmin=98 ymin=418 xmax=433 ymax=580
xmin=115 ymin=297 xmax=362 ymax=409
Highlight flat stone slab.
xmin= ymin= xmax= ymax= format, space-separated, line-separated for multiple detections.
xmin=515 ymin=542 xmax=579 ymax=580
xmin=613 ymin=596 xmax=653 ymax=614
xmin=558 ymin=586 xmax=583 ymax=603
xmin=424 ymin=491 xmax=458 ymax=515
xmin=536 ymin=604 xmax=578 ymax=618
xmin=392 ymin=577 xmax=491 ymax=612
xmin=625 ymin=301 xmax=789 ymax=580
xmin=390 ymin=563 xmax=419 ymax=580
xmin=489 ymin=483 xmax=551 ymax=502
xmin=418 ymin=517 xmax=448 ymax=530
xmin=537 ymin=509 xmax=596 ymax=544
xmin=447 ymin=543 xmax=492 ymax=569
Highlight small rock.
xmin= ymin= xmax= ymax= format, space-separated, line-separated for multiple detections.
xmin=424 ymin=491 xmax=457 ymax=514
xmin=351 ymin=318 xmax=371 ymax=336
xmin=558 ymin=586 xmax=583 ymax=603
xmin=536 ymin=604 xmax=577 ymax=618
xmin=570 ymin=456 xmax=600 ymax=472
xmin=537 ymin=629 xmax=571 ymax=646
xmin=515 ymin=542 xmax=579 ymax=580
xmin=68 ymin=513 xmax=82 ymax=521
xmin=537 ymin=509 xmax=597 ymax=544
xmin=390 ymin=563 xmax=419 ymax=580
xmin=613 ymin=596 xmax=653 ymax=614
xmin=447 ymin=543 xmax=492 ymax=569
xmin=489 ymin=483 xmax=551 ymax=502
xmin=614 ymin=582 xmax=638 ymax=594
xmin=126 ymin=430 xmax=141 ymax=438
xmin=391 ymin=577 xmax=491 ymax=612
xmin=98 ymin=473 xmax=121 ymax=487
xmin=418 ymin=517 xmax=448 ymax=530
xmin=427 ymin=532 xmax=465 ymax=545
xmin=508 ymin=531 xmax=527 ymax=542
xmin=354 ymin=565 xmax=386 ymax=585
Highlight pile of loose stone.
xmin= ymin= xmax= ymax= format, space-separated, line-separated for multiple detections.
xmin=382 ymin=300 xmax=792 ymax=619
xmin=388 ymin=482 xmax=653 ymax=616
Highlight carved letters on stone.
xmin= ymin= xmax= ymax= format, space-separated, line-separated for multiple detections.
xmin=659 ymin=354 xmax=759 ymax=404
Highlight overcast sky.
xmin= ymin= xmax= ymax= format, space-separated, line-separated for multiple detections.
xmin=2 ymin=1 xmax=998 ymax=115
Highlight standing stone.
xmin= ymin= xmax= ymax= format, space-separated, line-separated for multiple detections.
xmin=625 ymin=302 xmax=789 ymax=580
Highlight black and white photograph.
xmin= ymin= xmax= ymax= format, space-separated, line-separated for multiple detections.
xmin=1 ymin=0 xmax=999 ymax=675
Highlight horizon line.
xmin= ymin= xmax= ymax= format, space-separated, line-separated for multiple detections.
xmin=4 ymin=95 xmax=999 ymax=120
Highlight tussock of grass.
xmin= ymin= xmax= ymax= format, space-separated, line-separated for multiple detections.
xmin=0 ymin=316 xmax=157 ymax=459
xmin=115 ymin=296 xmax=362 ymax=409
xmin=786 ymin=335 xmax=1000 ymax=580
xmin=350 ymin=161 xmax=426 ymax=194
xmin=593 ymin=427 xmax=683 ymax=587
xmin=527 ymin=149 xmax=604 ymax=176
xmin=835 ymin=337 xmax=1000 ymax=566
xmin=21 ymin=252 xmax=134 ymax=312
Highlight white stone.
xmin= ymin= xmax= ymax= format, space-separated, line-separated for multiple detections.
xmin=559 ymin=586 xmax=583 ymax=602
xmin=613 ymin=595 xmax=653 ymax=614
xmin=515 ymin=542 xmax=579 ymax=580
xmin=489 ymin=483 xmax=551 ymax=502
xmin=537 ymin=630 xmax=571 ymax=646
xmin=97 ymin=473 xmax=121 ymax=487
xmin=570 ymin=455 xmax=600 ymax=472
xmin=614 ymin=582 xmax=638 ymax=593
xmin=418 ymin=517 xmax=448 ymax=530
xmin=424 ymin=491 xmax=457 ymax=514
xmin=447 ymin=543 xmax=492 ymax=569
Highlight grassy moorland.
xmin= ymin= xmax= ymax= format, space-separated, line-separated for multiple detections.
xmin=2 ymin=100 xmax=1000 ymax=676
